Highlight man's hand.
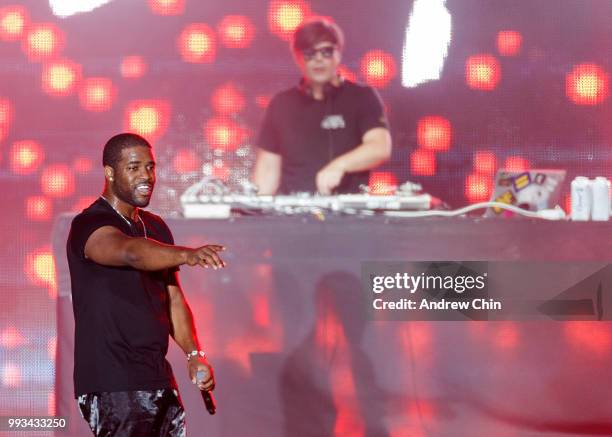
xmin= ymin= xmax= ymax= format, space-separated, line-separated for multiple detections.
xmin=189 ymin=356 xmax=215 ymax=391
xmin=316 ymin=161 xmax=345 ymax=195
xmin=185 ymin=245 xmax=226 ymax=269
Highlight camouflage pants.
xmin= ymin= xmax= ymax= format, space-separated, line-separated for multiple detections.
xmin=77 ymin=389 xmax=186 ymax=436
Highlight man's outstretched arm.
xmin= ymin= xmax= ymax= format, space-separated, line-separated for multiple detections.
xmin=84 ymin=225 xmax=225 ymax=271
xmin=168 ymin=279 xmax=215 ymax=391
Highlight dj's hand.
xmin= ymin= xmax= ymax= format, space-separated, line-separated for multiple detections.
xmin=316 ymin=161 xmax=345 ymax=195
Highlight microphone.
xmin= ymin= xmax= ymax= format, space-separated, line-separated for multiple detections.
xmin=196 ymin=370 xmax=216 ymax=415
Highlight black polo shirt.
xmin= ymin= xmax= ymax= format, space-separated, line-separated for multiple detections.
xmin=257 ymin=80 xmax=389 ymax=194
xmin=66 ymin=198 xmax=178 ymax=397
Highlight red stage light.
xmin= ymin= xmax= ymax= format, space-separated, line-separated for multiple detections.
xmin=369 ymin=171 xmax=398 ymax=195
xmin=173 ymin=148 xmax=201 ymax=174
xmin=255 ymin=94 xmax=271 ymax=109
xmin=565 ymin=322 xmax=610 ymax=355
xmin=0 ymin=98 xmax=12 ymax=141
xmin=473 ymin=151 xmax=497 ymax=174
xmin=360 ymin=50 xmax=397 ymax=88
xmin=41 ymin=164 xmax=75 ymax=198
xmin=25 ymin=246 xmax=56 ymax=291
xmin=337 ymin=65 xmax=357 ymax=83
xmin=223 ymin=332 xmax=280 ymax=373
xmin=72 ymin=156 xmax=93 ymax=174
xmin=493 ymin=322 xmax=519 ymax=349
xmin=566 ymin=63 xmax=609 ymax=105
xmin=268 ymin=0 xmax=311 ymax=41
xmin=497 ymin=30 xmax=522 ymax=57
xmin=465 ymin=172 xmax=493 ymax=203
xmin=120 ymin=55 xmax=147 ymax=79
xmin=333 ymin=393 xmax=364 ymax=437
xmin=42 ymin=59 xmax=81 ymax=97
xmin=10 ymin=140 xmax=44 ymax=175
xmin=211 ymin=83 xmax=246 ymax=115
xmin=0 ymin=327 xmax=27 ymax=348
xmin=178 ymin=23 xmax=216 ymax=63
xmin=503 ymin=156 xmax=529 ymax=172
xmin=465 ymin=54 xmax=501 ymax=91
xmin=22 ymin=22 xmax=64 ymax=61
xmin=218 ymin=15 xmax=255 ymax=49
xmin=147 ymin=0 xmax=184 ymax=15
xmin=204 ymin=117 xmax=243 ymax=151
xmin=407 ymin=401 xmax=436 ymax=427
xmin=417 ymin=116 xmax=452 ymax=151
xmin=2 ymin=362 xmax=21 ymax=388
xmin=124 ymin=100 xmax=170 ymax=141
xmin=72 ymin=196 xmax=96 ymax=212
xmin=0 ymin=5 xmax=28 ymax=41
xmin=79 ymin=77 xmax=116 ymax=112
xmin=25 ymin=195 xmax=53 ymax=221
xmin=251 ymin=293 xmax=271 ymax=328
xmin=410 ymin=149 xmax=437 ymax=176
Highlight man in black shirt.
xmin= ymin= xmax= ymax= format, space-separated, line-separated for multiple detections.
xmin=67 ymin=133 xmax=225 ymax=436
xmin=253 ymin=17 xmax=392 ymax=195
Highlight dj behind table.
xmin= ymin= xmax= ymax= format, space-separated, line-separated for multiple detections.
xmin=52 ymin=175 xmax=612 ymax=437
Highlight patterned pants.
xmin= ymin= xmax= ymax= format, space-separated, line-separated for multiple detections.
xmin=77 ymin=389 xmax=186 ymax=436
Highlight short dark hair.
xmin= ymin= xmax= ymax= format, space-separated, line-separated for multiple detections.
xmin=102 ymin=133 xmax=151 ymax=169
xmin=292 ymin=17 xmax=344 ymax=53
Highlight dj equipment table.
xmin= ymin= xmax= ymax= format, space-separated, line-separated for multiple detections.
xmin=52 ymin=215 xmax=612 ymax=436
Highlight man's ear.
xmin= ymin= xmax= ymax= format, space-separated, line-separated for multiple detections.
xmin=104 ymin=165 xmax=114 ymax=182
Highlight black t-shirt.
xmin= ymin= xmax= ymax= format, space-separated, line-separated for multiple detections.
xmin=257 ymin=80 xmax=389 ymax=194
xmin=66 ymin=198 xmax=179 ymax=397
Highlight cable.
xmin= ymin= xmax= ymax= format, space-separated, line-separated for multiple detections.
xmin=382 ymin=202 xmax=567 ymax=220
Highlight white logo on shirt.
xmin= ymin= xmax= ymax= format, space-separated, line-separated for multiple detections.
xmin=321 ymin=114 xmax=346 ymax=130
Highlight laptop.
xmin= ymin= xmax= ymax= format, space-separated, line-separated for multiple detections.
xmin=485 ymin=169 xmax=566 ymax=217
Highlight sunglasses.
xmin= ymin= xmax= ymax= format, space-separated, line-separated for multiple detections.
xmin=301 ymin=46 xmax=336 ymax=61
